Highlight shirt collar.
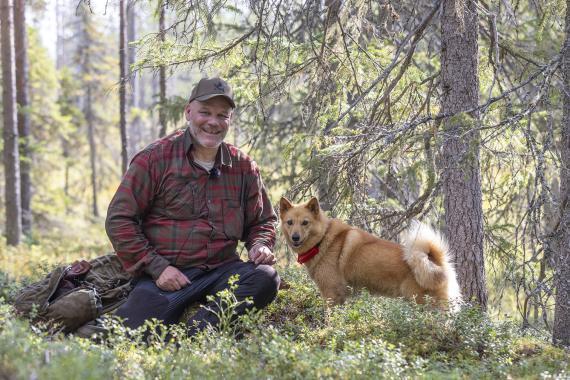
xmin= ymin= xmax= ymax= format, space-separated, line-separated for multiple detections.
xmin=183 ymin=127 xmax=232 ymax=167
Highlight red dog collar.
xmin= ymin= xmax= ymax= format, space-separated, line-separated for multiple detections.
xmin=297 ymin=246 xmax=320 ymax=264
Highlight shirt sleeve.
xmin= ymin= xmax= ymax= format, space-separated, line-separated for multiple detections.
xmin=105 ymin=148 xmax=171 ymax=280
xmin=243 ymin=162 xmax=277 ymax=251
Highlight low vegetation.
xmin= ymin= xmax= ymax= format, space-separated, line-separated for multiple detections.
xmin=0 ymin=232 xmax=568 ymax=379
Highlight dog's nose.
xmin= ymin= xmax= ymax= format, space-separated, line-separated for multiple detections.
xmin=292 ymin=233 xmax=300 ymax=242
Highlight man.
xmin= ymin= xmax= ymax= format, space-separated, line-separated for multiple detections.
xmin=105 ymin=77 xmax=280 ymax=336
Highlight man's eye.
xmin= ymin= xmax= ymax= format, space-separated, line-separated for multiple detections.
xmin=287 ymin=220 xmax=293 ymax=226
xmin=301 ymin=220 xmax=309 ymax=226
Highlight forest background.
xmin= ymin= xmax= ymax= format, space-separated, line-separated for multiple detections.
xmin=0 ymin=0 xmax=569 ymax=378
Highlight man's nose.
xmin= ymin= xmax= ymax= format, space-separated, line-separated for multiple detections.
xmin=292 ymin=233 xmax=300 ymax=242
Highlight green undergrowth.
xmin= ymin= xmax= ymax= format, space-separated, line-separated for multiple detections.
xmin=0 ymin=269 xmax=568 ymax=379
xmin=0 ymin=241 xmax=568 ymax=379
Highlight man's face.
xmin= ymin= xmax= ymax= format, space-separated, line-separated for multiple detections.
xmin=184 ymin=97 xmax=233 ymax=150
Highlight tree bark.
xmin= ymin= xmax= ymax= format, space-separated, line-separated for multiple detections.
xmin=86 ymin=85 xmax=99 ymax=218
xmin=55 ymin=0 xmax=64 ymax=69
xmin=119 ymin=0 xmax=129 ymax=173
xmin=553 ymin=0 xmax=570 ymax=348
xmin=440 ymin=0 xmax=488 ymax=308
xmin=315 ymin=0 xmax=342 ymax=213
xmin=14 ymin=0 xmax=31 ymax=235
xmin=127 ymin=0 xmax=140 ymax=157
xmin=127 ymin=0 xmax=137 ymax=109
xmin=80 ymin=10 xmax=99 ymax=218
xmin=56 ymin=0 xmax=72 ymax=208
xmin=158 ymin=0 xmax=167 ymax=138
xmin=1 ymin=0 xmax=22 ymax=245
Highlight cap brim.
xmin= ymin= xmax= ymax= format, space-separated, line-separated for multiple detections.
xmin=193 ymin=94 xmax=236 ymax=108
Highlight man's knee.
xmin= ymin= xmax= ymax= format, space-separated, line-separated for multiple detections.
xmin=115 ymin=287 xmax=170 ymax=328
xmin=244 ymin=264 xmax=280 ymax=308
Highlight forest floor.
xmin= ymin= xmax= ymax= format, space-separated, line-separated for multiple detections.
xmin=0 ymin=224 xmax=568 ymax=379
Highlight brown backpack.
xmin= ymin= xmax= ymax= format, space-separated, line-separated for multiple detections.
xmin=14 ymin=254 xmax=132 ymax=334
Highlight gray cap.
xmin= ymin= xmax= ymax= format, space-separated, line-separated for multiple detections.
xmin=188 ymin=77 xmax=235 ymax=108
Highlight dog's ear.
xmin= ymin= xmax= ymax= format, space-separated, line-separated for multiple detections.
xmin=279 ymin=197 xmax=293 ymax=215
xmin=306 ymin=197 xmax=320 ymax=216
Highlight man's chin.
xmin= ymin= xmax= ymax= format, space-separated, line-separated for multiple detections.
xmin=188 ymin=130 xmax=225 ymax=150
xmin=201 ymin=140 xmax=223 ymax=149
xmin=193 ymin=135 xmax=223 ymax=149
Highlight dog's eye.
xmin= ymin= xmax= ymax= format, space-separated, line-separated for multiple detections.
xmin=301 ymin=220 xmax=309 ymax=226
xmin=287 ymin=220 xmax=293 ymax=226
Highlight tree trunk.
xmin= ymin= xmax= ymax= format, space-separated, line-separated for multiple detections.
xmin=119 ymin=0 xmax=129 ymax=173
xmin=1 ymin=0 xmax=22 ymax=245
xmin=553 ymin=0 xmax=570 ymax=348
xmin=315 ymin=0 xmax=342 ymax=213
xmin=158 ymin=1 xmax=167 ymax=138
xmin=55 ymin=0 xmax=64 ymax=69
xmin=127 ymin=0 xmax=140 ymax=157
xmin=440 ymin=0 xmax=487 ymax=308
xmin=139 ymin=65 xmax=146 ymax=110
xmin=127 ymin=0 xmax=136 ymax=109
xmin=80 ymin=12 xmax=99 ymax=218
xmin=56 ymin=0 xmax=70 ymax=206
xmin=86 ymin=85 xmax=99 ymax=217
xmin=14 ymin=0 xmax=31 ymax=236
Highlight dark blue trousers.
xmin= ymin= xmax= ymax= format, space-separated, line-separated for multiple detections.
xmin=115 ymin=261 xmax=280 ymax=335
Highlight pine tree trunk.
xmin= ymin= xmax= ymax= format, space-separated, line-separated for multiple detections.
xmin=119 ymin=0 xmax=129 ymax=173
xmin=86 ymin=85 xmax=99 ymax=217
xmin=151 ymin=75 xmax=158 ymax=139
xmin=56 ymin=0 xmax=71 ymax=209
xmin=1 ymin=0 xmax=22 ymax=245
xmin=440 ymin=0 xmax=487 ymax=308
xmin=81 ymin=13 xmax=99 ymax=218
xmin=315 ymin=0 xmax=342 ymax=213
xmin=127 ymin=0 xmax=136 ymax=109
xmin=553 ymin=0 xmax=570 ymax=348
xmin=139 ymin=66 xmax=146 ymax=110
xmin=158 ymin=1 xmax=167 ymax=138
xmin=14 ymin=0 xmax=31 ymax=236
xmin=127 ymin=0 xmax=140 ymax=157
xmin=55 ymin=0 xmax=64 ymax=69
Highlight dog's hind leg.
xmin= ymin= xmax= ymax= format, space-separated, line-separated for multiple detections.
xmin=399 ymin=276 xmax=426 ymax=303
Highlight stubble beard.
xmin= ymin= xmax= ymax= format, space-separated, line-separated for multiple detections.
xmin=187 ymin=120 xmax=225 ymax=150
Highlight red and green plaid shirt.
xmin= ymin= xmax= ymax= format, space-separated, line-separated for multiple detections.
xmin=105 ymin=128 xmax=277 ymax=279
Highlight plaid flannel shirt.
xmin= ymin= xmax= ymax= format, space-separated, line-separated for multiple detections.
xmin=105 ymin=128 xmax=277 ymax=280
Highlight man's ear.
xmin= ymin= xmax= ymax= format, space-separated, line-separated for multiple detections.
xmin=184 ymin=103 xmax=192 ymax=121
xmin=306 ymin=197 xmax=320 ymax=216
xmin=279 ymin=197 xmax=293 ymax=215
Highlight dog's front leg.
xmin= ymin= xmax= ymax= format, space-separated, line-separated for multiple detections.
xmin=320 ymin=283 xmax=348 ymax=305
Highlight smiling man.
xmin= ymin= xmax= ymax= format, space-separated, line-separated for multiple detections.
xmin=105 ymin=77 xmax=280 ymax=337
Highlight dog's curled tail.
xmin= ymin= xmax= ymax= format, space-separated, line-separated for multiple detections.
xmin=402 ymin=221 xmax=461 ymax=300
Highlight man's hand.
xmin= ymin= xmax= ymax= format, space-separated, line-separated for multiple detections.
xmin=156 ymin=266 xmax=191 ymax=292
xmin=248 ymin=244 xmax=276 ymax=265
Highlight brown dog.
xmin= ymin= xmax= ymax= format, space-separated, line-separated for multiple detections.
xmin=279 ymin=197 xmax=461 ymax=306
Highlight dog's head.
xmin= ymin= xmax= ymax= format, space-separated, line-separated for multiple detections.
xmin=279 ymin=197 xmax=326 ymax=252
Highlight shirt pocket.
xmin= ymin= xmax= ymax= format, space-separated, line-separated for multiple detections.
xmin=162 ymin=179 xmax=196 ymax=220
xmin=222 ymin=198 xmax=244 ymax=240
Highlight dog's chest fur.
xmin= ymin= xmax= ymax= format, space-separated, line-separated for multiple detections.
xmin=303 ymin=219 xmax=353 ymax=282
